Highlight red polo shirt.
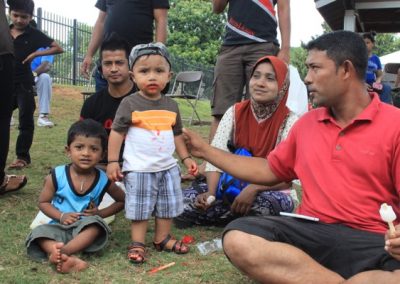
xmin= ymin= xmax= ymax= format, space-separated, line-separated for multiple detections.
xmin=268 ymin=93 xmax=400 ymax=234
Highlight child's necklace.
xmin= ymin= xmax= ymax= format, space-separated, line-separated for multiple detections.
xmin=78 ymin=177 xmax=87 ymax=193
xmin=73 ymin=172 xmax=93 ymax=193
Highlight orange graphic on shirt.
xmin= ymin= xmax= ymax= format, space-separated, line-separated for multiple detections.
xmin=131 ymin=110 xmax=176 ymax=131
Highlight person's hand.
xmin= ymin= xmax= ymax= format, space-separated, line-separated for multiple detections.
xmin=230 ymin=185 xmax=258 ymax=215
xmin=194 ymin=192 xmax=213 ymax=211
xmin=22 ymin=52 xmax=37 ymax=64
xmin=182 ymin=128 xmax=209 ymax=159
xmin=385 ymin=224 xmax=400 ymax=261
xmin=365 ymin=83 xmax=373 ymax=92
xmin=106 ymin=163 xmax=123 ymax=182
xmin=80 ymin=55 xmax=93 ymax=79
xmin=60 ymin=212 xmax=81 ymax=225
xmin=83 ymin=206 xmax=99 ymax=216
xmin=184 ymin=158 xmax=198 ymax=177
xmin=277 ymin=48 xmax=290 ymax=64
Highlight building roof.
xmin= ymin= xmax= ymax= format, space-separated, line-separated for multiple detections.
xmin=315 ymin=0 xmax=400 ymax=33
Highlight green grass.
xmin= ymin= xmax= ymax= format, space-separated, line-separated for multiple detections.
xmin=0 ymin=85 xmax=249 ymax=283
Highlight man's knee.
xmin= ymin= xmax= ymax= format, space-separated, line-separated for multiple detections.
xmin=38 ymin=73 xmax=52 ymax=84
xmin=223 ymin=230 xmax=257 ymax=262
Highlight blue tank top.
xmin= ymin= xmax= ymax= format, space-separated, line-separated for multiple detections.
xmin=50 ymin=164 xmax=110 ymax=223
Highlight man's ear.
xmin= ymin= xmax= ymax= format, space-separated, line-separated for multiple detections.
xmin=341 ymin=60 xmax=354 ymax=80
xmin=168 ymin=71 xmax=174 ymax=82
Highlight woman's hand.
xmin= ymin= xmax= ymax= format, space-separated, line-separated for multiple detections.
xmin=194 ymin=192 xmax=213 ymax=211
xmin=230 ymin=185 xmax=258 ymax=215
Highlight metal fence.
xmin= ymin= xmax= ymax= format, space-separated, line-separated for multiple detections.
xmin=34 ymin=8 xmax=93 ymax=86
xmin=33 ymin=7 xmax=214 ymax=99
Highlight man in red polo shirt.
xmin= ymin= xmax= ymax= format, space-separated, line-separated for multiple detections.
xmin=183 ymin=31 xmax=400 ymax=283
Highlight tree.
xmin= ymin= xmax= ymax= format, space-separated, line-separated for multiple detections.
xmin=167 ymin=0 xmax=226 ymax=67
xmin=290 ymin=46 xmax=308 ymax=79
xmin=374 ymin=33 xmax=400 ymax=56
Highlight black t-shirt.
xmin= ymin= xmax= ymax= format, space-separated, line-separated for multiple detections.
xmin=11 ymin=25 xmax=53 ymax=84
xmin=223 ymin=0 xmax=279 ymax=46
xmin=95 ymin=0 xmax=170 ymax=49
xmin=80 ymin=86 xmax=135 ymax=163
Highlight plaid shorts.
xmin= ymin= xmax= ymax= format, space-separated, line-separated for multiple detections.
xmin=124 ymin=166 xmax=183 ymax=220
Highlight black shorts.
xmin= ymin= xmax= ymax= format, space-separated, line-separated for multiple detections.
xmin=223 ymin=216 xmax=400 ymax=279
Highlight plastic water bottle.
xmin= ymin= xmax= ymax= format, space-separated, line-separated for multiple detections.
xmin=196 ymin=238 xmax=223 ymax=255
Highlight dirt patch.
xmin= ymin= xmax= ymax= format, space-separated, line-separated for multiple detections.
xmin=53 ymin=85 xmax=87 ymax=101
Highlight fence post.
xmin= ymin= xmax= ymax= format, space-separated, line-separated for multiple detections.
xmin=72 ymin=19 xmax=78 ymax=85
xmin=36 ymin=7 xmax=42 ymax=30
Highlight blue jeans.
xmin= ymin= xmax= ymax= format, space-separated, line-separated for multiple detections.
xmin=380 ymin=83 xmax=393 ymax=104
xmin=35 ymin=73 xmax=52 ymax=114
xmin=94 ymin=67 xmax=108 ymax=92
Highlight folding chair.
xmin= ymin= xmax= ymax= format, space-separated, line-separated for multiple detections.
xmin=382 ymin=63 xmax=400 ymax=89
xmin=166 ymin=71 xmax=204 ymax=125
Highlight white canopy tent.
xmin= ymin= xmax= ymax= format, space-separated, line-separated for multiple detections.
xmin=380 ymin=50 xmax=400 ymax=65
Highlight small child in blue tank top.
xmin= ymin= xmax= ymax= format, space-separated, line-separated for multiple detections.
xmin=26 ymin=119 xmax=125 ymax=273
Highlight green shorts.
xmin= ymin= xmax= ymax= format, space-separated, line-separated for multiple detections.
xmin=26 ymin=215 xmax=111 ymax=261
xmin=211 ymin=42 xmax=279 ymax=116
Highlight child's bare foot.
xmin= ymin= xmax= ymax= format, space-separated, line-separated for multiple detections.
xmin=57 ymin=254 xmax=88 ymax=273
xmin=48 ymin=242 xmax=63 ymax=264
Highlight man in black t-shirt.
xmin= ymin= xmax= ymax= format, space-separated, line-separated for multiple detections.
xmin=80 ymin=0 xmax=169 ymax=91
xmin=7 ymin=0 xmax=63 ymax=170
xmin=80 ymin=34 xmax=135 ymax=167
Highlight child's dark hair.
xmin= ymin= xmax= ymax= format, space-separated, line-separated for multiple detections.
xmin=67 ymin=119 xmax=108 ymax=151
xmin=100 ymin=32 xmax=130 ymax=62
xmin=7 ymin=0 xmax=34 ymax=15
xmin=363 ymin=31 xmax=377 ymax=43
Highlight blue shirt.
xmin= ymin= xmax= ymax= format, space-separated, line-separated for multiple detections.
xmin=365 ymin=54 xmax=382 ymax=84
xmin=31 ymin=47 xmax=54 ymax=71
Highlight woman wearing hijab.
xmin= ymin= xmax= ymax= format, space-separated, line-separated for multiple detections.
xmin=176 ymin=55 xmax=299 ymax=227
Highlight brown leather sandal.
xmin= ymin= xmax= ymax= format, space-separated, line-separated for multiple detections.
xmin=8 ymin=159 xmax=29 ymax=170
xmin=127 ymin=242 xmax=146 ymax=264
xmin=0 ymin=175 xmax=27 ymax=195
xmin=153 ymin=234 xmax=189 ymax=254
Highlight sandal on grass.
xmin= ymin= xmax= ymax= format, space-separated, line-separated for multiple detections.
xmin=127 ymin=242 xmax=146 ymax=264
xmin=153 ymin=234 xmax=189 ymax=254
xmin=8 ymin=159 xmax=29 ymax=170
xmin=0 ymin=175 xmax=27 ymax=195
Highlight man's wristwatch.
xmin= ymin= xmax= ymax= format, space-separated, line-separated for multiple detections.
xmin=32 ymin=71 xmax=38 ymax=77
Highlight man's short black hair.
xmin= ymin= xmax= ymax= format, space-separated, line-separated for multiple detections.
xmin=100 ymin=32 xmax=130 ymax=62
xmin=67 ymin=119 xmax=108 ymax=151
xmin=306 ymin=30 xmax=368 ymax=80
xmin=8 ymin=0 xmax=34 ymax=16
